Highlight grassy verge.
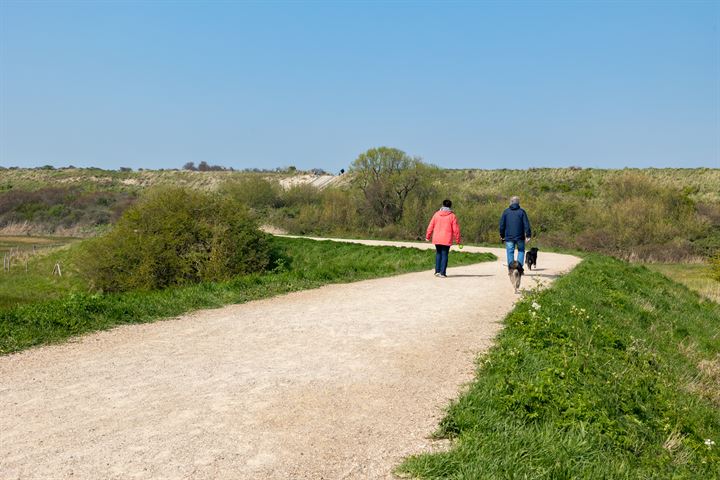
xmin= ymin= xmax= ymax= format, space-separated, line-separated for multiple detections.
xmin=399 ymin=255 xmax=720 ymax=478
xmin=647 ymin=263 xmax=720 ymax=304
xmin=0 ymin=237 xmax=84 ymax=309
xmin=0 ymin=237 xmax=494 ymax=354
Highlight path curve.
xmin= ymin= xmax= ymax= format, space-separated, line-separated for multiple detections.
xmin=0 ymin=238 xmax=580 ymax=479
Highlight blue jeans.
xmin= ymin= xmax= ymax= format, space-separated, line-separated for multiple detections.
xmin=505 ymin=240 xmax=525 ymax=266
xmin=435 ymin=244 xmax=450 ymax=275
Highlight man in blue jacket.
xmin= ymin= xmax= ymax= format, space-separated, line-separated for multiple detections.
xmin=499 ymin=196 xmax=532 ymax=272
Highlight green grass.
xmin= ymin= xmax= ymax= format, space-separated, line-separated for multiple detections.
xmin=0 ymin=235 xmax=75 ymax=253
xmin=0 ymin=237 xmax=84 ymax=309
xmin=647 ymin=263 xmax=720 ymax=304
xmin=399 ymin=255 xmax=720 ymax=479
xmin=0 ymin=237 xmax=494 ymax=354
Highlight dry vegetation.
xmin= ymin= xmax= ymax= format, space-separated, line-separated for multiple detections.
xmin=648 ymin=264 xmax=720 ymax=303
xmin=0 ymin=166 xmax=344 ymax=193
xmin=1 ymin=166 xmax=719 ymax=263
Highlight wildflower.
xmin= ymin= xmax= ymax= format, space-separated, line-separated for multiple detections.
xmin=532 ymin=301 xmax=541 ymax=311
xmin=705 ymin=439 xmax=715 ymax=448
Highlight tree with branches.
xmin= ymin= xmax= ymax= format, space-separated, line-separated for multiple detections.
xmin=350 ymin=147 xmax=436 ymax=227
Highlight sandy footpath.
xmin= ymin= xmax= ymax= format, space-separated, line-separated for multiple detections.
xmin=0 ymin=238 xmax=580 ymax=479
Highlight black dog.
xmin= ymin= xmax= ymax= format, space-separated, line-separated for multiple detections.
xmin=525 ymin=247 xmax=539 ymax=270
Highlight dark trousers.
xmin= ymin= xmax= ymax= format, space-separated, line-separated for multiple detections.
xmin=435 ymin=244 xmax=450 ymax=275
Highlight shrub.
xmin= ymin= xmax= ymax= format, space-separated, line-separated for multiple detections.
xmin=313 ymin=188 xmax=361 ymax=234
xmin=221 ymin=177 xmax=282 ymax=209
xmin=710 ymin=250 xmax=720 ymax=282
xmin=281 ymin=183 xmax=321 ymax=206
xmin=573 ymin=174 xmax=706 ymax=260
xmin=82 ymin=187 xmax=279 ymax=292
xmin=0 ymin=187 xmax=135 ymax=232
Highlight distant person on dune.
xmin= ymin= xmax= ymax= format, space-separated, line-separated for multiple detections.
xmin=426 ymin=199 xmax=462 ymax=278
xmin=499 ymin=195 xmax=532 ymax=273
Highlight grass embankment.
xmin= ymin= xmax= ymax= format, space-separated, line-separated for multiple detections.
xmin=400 ymin=255 xmax=720 ymax=478
xmin=0 ymin=237 xmax=494 ymax=354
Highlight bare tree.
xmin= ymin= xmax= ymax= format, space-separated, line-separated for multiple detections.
xmin=350 ymin=147 xmax=436 ymax=226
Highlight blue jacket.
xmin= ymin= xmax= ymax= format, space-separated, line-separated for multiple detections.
xmin=499 ymin=204 xmax=531 ymax=242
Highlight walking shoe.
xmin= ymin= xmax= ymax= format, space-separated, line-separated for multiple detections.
xmin=439 ymin=274 xmax=447 ymax=278
xmin=434 ymin=272 xmax=441 ymax=277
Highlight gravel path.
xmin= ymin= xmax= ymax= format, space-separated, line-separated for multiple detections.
xmin=0 ymin=238 xmax=580 ymax=479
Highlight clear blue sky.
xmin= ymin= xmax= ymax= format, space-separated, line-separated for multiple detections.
xmin=1 ymin=1 xmax=718 ymax=171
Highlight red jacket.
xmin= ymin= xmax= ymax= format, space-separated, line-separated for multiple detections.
xmin=426 ymin=209 xmax=462 ymax=246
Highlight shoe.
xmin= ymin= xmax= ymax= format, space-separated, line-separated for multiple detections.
xmin=439 ymin=274 xmax=447 ymax=278
xmin=434 ymin=272 xmax=440 ymax=277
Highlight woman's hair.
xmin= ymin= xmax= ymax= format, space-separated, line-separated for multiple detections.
xmin=442 ymin=199 xmax=452 ymax=208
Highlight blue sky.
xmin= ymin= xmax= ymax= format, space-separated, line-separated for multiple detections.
xmin=1 ymin=1 xmax=718 ymax=171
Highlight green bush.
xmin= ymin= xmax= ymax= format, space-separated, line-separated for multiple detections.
xmin=281 ymin=183 xmax=322 ymax=206
xmin=82 ymin=187 xmax=278 ymax=292
xmin=572 ymin=173 xmax=704 ymax=260
xmin=220 ymin=176 xmax=282 ymax=209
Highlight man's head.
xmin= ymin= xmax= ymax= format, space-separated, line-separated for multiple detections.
xmin=510 ymin=196 xmax=520 ymax=206
xmin=442 ymin=199 xmax=452 ymax=208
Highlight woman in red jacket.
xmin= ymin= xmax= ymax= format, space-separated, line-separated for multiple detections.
xmin=426 ymin=199 xmax=462 ymax=278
